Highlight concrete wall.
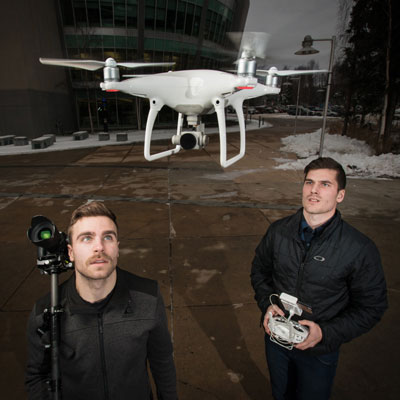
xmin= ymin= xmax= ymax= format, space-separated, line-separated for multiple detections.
xmin=0 ymin=89 xmax=75 ymax=137
xmin=0 ymin=0 xmax=76 ymax=138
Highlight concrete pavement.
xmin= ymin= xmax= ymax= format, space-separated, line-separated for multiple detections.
xmin=0 ymin=117 xmax=399 ymax=399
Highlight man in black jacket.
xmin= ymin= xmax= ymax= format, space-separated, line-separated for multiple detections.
xmin=251 ymin=157 xmax=387 ymax=400
xmin=26 ymin=201 xmax=178 ymax=399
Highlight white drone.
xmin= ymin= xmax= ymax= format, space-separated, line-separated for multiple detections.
xmin=40 ymin=32 xmax=326 ymax=168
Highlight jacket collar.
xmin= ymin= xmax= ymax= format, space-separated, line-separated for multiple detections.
xmin=66 ymin=267 xmax=132 ymax=315
xmin=286 ymin=208 xmax=342 ymax=241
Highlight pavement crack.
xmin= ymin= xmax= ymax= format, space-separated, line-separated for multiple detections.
xmin=0 ymin=192 xmax=298 ymax=210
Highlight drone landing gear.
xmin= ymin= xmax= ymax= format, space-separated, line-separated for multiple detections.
xmin=214 ymin=96 xmax=246 ymax=168
xmin=143 ymin=97 xmax=247 ymax=168
xmin=144 ymin=98 xmax=181 ymax=161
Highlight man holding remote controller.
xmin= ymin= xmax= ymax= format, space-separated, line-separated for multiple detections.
xmin=251 ymin=157 xmax=387 ymax=400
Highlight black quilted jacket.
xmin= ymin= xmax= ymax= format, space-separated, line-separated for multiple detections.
xmin=251 ymin=209 xmax=388 ymax=354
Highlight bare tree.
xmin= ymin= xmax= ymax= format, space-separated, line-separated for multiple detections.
xmin=336 ymin=0 xmax=355 ymax=137
xmin=377 ymin=0 xmax=395 ymax=153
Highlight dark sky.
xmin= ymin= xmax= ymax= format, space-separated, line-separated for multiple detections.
xmin=244 ymin=0 xmax=340 ymax=70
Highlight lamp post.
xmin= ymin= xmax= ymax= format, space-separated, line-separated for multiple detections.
xmin=295 ymin=35 xmax=336 ymax=157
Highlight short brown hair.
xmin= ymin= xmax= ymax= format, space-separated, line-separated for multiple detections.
xmin=304 ymin=157 xmax=346 ymax=190
xmin=68 ymin=201 xmax=118 ymax=242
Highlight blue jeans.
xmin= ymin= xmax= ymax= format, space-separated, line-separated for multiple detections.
xmin=265 ymin=335 xmax=339 ymax=400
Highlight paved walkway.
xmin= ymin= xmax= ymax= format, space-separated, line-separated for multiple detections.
xmin=0 ymin=118 xmax=398 ymax=399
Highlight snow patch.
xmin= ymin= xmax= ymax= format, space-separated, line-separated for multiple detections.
xmin=275 ymin=130 xmax=400 ymax=179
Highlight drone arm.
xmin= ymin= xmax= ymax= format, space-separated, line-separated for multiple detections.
xmin=214 ymin=97 xmax=246 ymax=168
xmin=144 ymin=98 xmax=181 ymax=161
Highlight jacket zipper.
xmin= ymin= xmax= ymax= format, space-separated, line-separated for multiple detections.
xmin=296 ymin=237 xmax=320 ymax=298
xmin=296 ymin=262 xmax=305 ymax=297
xmin=295 ymin=236 xmax=307 ymax=298
xmin=98 ymin=313 xmax=109 ymax=400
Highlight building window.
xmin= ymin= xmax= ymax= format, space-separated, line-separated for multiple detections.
xmin=87 ymin=0 xmax=101 ymax=26
xmin=101 ymin=0 xmax=113 ymax=27
xmin=114 ymin=0 xmax=126 ymax=27
xmin=176 ymin=0 xmax=186 ymax=34
xmin=156 ymin=0 xmax=167 ymax=31
xmin=127 ymin=0 xmax=138 ymax=28
xmin=74 ymin=0 xmax=88 ymax=26
xmin=185 ymin=3 xmax=194 ymax=35
xmin=145 ymin=0 xmax=156 ymax=30
xmin=60 ymin=0 xmax=75 ymax=26
xmin=166 ymin=0 xmax=177 ymax=32
xmin=192 ymin=5 xmax=201 ymax=36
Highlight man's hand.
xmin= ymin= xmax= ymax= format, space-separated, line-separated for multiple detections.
xmin=294 ymin=320 xmax=323 ymax=350
xmin=263 ymin=304 xmax=284 ymax=335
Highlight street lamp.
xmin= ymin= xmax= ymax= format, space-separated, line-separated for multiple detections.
xmin=295 ymin=35 xmax=336 ymax=157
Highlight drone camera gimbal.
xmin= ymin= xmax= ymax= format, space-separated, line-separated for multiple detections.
xmin=171 ymin=115 xmax=209 ymax=150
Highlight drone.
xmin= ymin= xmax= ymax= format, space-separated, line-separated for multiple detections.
xmin=40 ymin=33 xmax=327 ymax=168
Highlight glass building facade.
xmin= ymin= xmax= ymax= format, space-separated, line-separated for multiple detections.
xmin=56 ymin=0 xmax=248 ymax=130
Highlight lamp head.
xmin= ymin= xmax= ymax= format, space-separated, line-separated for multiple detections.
xmin=295 ymin=35 xmax=319 ymax=55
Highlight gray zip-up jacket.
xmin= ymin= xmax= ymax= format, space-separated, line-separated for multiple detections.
xmin=26 ymin=268 xmax=177 ymax=399
xmin=251 ymin=209 xmax=388 ymax=354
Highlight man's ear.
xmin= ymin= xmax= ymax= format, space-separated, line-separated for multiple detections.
xmin=68 ymin=244 xmax=74 ymax=261
xmin=337 ymin=189 xmax=345 ymax=203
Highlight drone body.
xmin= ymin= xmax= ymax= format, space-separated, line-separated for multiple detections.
xmin=40 ymin=33 xmax=327 ymax=167
xmin=101 ymin=70 xmax=260 ymax=115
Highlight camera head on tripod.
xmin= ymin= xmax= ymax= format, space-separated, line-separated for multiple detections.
xmin=27 ymin=216 xmax=73 ymax=274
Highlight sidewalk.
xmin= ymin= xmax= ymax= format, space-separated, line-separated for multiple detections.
xmin=0 ymin=117 xmax=398 ymax=399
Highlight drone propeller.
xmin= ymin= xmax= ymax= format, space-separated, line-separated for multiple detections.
xmin=257 ymin=67 xmax=328 ymax=77
xmin=227 ymin=32 xmax=271 ymax=78
xmin=228 ymin=31 xmax=271 ymax=59
xmin=122 ymin=75 xmax=149 ymax=78
xmin=117 ymin=61 xmax=175 ymax=69
xmin=39 ymin=57 xmax=174 ymax=71
xmin=255 ymin=67 xmax=328 ymax=88
xmin=39 ymin=57 xmax=175 ymax=83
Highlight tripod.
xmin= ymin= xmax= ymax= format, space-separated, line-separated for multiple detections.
xmin=28 ymin=215 xmax=74 ymax=400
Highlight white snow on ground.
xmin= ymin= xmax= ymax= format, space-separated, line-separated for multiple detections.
xmin=275 ymin=129 xmax=400 ymax=179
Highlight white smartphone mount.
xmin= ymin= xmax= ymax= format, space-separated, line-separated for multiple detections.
xmin=267 ymin=293 xmax=309 ymax=350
